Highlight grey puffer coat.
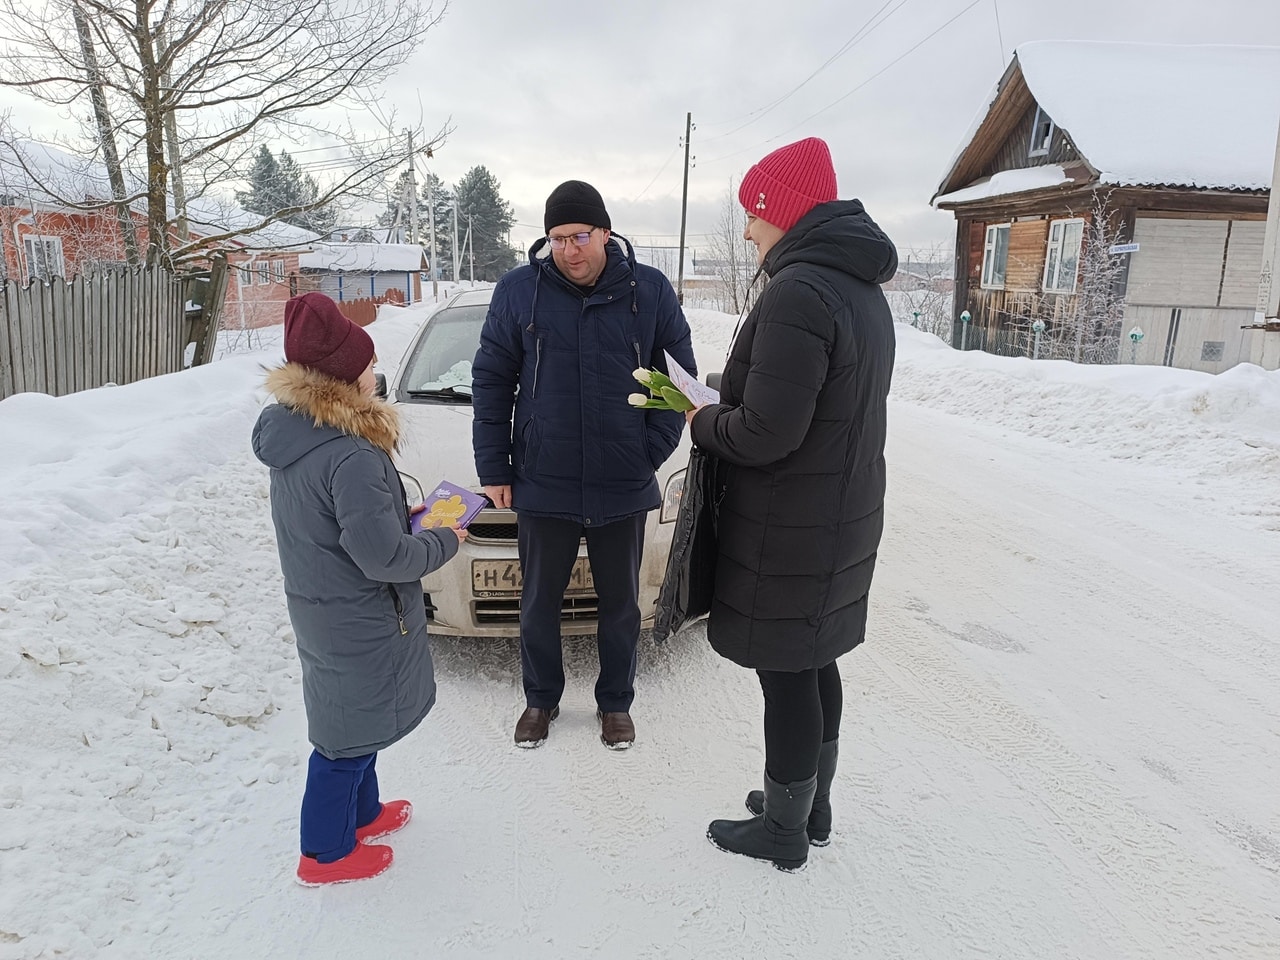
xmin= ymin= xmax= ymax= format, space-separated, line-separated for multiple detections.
xmin=689 ymin=199 xmax=897 ymax=672
xmin=252 ymin=364 xmax=459 ymax=759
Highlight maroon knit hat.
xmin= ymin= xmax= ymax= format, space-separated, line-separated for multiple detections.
xmin=283 ymin=292 xmax=374 ymax=384
xmin=738 ymin=137 xmax=838 ymax=234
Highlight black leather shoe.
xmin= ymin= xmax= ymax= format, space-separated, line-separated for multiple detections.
xmin=514 ymin=705 xmax=559 ymax=748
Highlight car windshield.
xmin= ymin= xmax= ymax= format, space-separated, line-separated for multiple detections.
xmin=398 ymin=303 xmax=489 ymax=402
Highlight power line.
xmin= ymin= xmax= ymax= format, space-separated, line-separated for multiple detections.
xmin=992 ymin=0 xmax=1006 ymax=64
xmin=632 ymin=144 xmax=681 ymax=204
xmin=699 ymin=0 xmax=909 ymax=143
xmin=701 ymin=0 xmax=984 ymax=167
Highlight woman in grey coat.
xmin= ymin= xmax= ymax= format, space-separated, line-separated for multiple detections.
xmin=252 ymin=292 xmax=465 ymax=886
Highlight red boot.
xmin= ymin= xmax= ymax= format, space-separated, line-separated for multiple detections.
xmin=356 ymin=799 xmax=413 ymax=843
xmin=295 ymin=843 xmax=393 ymax=886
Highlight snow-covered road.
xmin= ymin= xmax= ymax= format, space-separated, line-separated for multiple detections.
xmin=2 ymin=307 xmax=1277 ymax=958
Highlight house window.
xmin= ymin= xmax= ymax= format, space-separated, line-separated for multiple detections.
xmin=1200 ymin=341 xmax=1225 ymax=362
xmin=1029 ymin=105 xmax=1055 ymax=158
xmin=1042 ymin=218 xmax=1084 ymax=293
xmin=272 ymin=259 xmax=285 ymax=282
xmin=23 ymin=235 xmax=65 ymax=281
xmin=257 ymin=261 xmax=271 ymax=285
xmin=981 ymin=223 xmax=1010 ymax=289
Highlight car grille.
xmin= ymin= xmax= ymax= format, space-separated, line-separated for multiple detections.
xmin=467 ymin=521 xmax=518 ymax=543
xmin=473 ymin=595 xmax=599 ymax=625
xmin=465 ymin=508 xmax=588 ymax=547
xmin=467 ymin=507 xmax=518 ymax=544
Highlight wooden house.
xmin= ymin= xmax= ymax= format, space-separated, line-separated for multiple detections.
xmin=0 ymin=140 xmax=321 ymax=329
xmin=932 ymin=41 xmax=1280 ymax=372
xmin=297 ymin=242 xmax=427 ymax=305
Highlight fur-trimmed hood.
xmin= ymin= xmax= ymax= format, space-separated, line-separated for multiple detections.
xmin=253 ymin=363 xmax=400 ymax=470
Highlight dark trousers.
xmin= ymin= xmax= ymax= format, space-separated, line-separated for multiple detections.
xmin=299 ymin=750 xmax=381 ymax=862
xmin=757 ymin=662 xmax=843 ymax=783
xmin=517 ymin=512 xmax=646 ymax=713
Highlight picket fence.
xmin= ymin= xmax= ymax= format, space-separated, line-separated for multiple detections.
xmin=0 ymin=267 xmax=189 ymax=400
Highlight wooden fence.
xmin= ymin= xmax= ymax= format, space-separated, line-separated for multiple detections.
xmin=0 ymin=267 xmax=189 ymax=400
xmin=334 ymin=287 xmax=405 ymax=328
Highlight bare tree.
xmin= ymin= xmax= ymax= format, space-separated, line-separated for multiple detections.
xmin=893 ymin=242 xmax=954 ymax=341
xmin=703 ymin=178 xmax=761 ymax=315
xmin=1019 ymin=193 xmax=1126 ymax=363
xmin=1066 ymin=192 xmax=1126 ymax=363
xmin=0 ymin=0 xmax=449 ymax=268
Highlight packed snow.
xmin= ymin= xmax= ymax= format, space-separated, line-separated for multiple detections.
xmin=1 ymin=295 xmax=1278 ymax=959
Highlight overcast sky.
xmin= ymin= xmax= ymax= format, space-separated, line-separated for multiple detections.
xmin=6 ymin=0 xmax=1280 ymax=259
xmin=374 ymin=0 xmax=1280 ymax=257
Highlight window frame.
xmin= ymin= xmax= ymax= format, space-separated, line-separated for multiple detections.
xmin=23 ymin=234 xmax=65 ymax=282
xmin=980 ymin=223 xmax=1011 ymax=290
xmin=1042 ymin=217 xmax=1085 ymax=294
xmin=1029 ymin=105 xmax=1055 ymax=158
xmin=272 ymin=259 xmax=286 ymax=282
xmin=257 ymin=261 xmax=271 ymax=286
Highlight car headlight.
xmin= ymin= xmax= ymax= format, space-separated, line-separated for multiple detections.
xmin=659 ymin=469 xmax=686 ymax=523
xmin=399 ymin=471 xmax=425 ymax=511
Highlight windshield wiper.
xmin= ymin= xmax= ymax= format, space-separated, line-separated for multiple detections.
xmin=406 ymin=386 xmax=473 ymax=403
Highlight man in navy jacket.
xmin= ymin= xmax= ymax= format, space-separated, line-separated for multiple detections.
xmin=472 ymin=180 xmax=695 ymax=750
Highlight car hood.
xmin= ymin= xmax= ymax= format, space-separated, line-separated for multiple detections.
xmin=393 ymin=402 xmax=481 ymax=491
xmin=390 ymin=400 xmax=692 ymax=495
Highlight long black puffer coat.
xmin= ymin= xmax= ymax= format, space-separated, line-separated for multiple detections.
xmin=689 ymin=199 xmax=897 ymax=671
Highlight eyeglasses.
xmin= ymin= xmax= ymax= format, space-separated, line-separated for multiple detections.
xmin=547 ymin=227 xmax=597 ymax=250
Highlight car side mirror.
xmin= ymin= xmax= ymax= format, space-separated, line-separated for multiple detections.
xmin=374 ymin=373 xmax=388 ymax=399
xmin=704 ymin=371 xmax=722 ymax=391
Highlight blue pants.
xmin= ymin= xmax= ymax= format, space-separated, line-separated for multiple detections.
xmin=517 ymin=513 xmax=646 ymax=713
xmin=299 ymin=750 xmax=381 ymax=862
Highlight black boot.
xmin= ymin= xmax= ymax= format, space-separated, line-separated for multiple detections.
xmin=745 ymin=738 xmax=838 ymax=846
xmin=708 ymin=772 xmax=817 ymax=872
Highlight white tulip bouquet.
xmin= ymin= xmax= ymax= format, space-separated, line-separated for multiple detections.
xmin=627 ymin=367 xmax=695 ymax=412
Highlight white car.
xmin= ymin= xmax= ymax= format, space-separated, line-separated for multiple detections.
xmin=385 ymin=288 xmax=692 ymax=638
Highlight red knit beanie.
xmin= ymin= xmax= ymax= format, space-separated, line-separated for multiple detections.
xmin=738 ymin=137 xmax=838 ymax=234
xmin=283 ymin=292 xmax=374 ymax=384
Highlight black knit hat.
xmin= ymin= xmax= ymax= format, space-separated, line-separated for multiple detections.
xmin=544 ymin=180 xmax=611 ymax=233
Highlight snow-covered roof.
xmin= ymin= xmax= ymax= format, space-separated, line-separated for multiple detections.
xmin=298 ymin=242 xmax=426 ymax=273
xmin=0 ymin=139 xmax=320 ymax=251
xmin=1018 ymin=41 xmax=1280 ymax=191
xmin=183 ymin=201 xmax=319 ymax=250
xmin=934 ymin=164 xmax=1074 ymax=206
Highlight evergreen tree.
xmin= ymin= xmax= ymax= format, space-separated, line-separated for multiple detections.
xmin=453 ymin=165 xmax=517 ymax=281
xmin=237 ymin=145 xmax=335 ymax=235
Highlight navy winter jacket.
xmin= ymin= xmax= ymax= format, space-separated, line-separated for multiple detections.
xmin=471 ymin=236 xmax=696 ymax=525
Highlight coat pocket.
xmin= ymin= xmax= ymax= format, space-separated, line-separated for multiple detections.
xmin=601 ymin=437 xmax=652 ymax=482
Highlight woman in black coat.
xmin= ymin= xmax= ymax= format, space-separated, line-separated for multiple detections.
xmin=687 ymin=137 xmax=897 ymax=871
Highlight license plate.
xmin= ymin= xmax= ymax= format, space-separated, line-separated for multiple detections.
xmin=472 ymin=558 xmax=594 ymax=597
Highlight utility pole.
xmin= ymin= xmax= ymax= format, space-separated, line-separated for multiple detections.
xmin=1260 ymin=116 xmax=1280 ymax=322
xmin=1250 ymin=115 xmax=1280 ymax=368
xmin=676 ymin=112 xmax=694 ymax=305
xmin=407 ymin=131 xmax=418 ymax=248
xmin=425 ymin=165 xmax=438 ymax=301
xmin=452 ymin=200 xmax=460 ymax=282
xmin=467 ymin=213 xmax=475 ymax=284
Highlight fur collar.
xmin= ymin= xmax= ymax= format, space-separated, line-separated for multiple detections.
xmin=265 ymin=363 xmax=400 ymax=455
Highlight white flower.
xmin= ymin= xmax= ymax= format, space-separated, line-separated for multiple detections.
xmin=627 ymin=393 xmax=649 ymax=407
xmin=632 ymin=369 xmax=653 ymax=386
